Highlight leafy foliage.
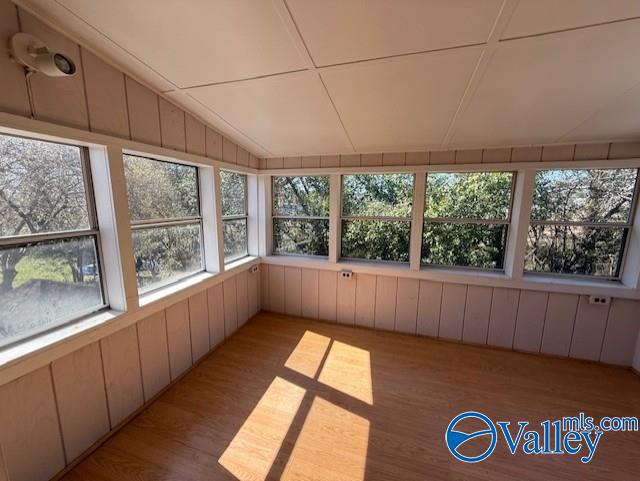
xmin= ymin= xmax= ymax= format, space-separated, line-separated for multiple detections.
xmin=273 ymin=176 xmax=329 ymax=256
xmin=124 ymin=155 xmax=203 ymax=289
xmin=220 ymin=171 xmax=248 ymax=261
xmin=223 ymin=218 xmax=248 ymax=261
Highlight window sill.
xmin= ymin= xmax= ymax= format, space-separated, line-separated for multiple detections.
xmin=261 ymin=255 xmax=640 ymax=299
xmin=139 ymin=271 xmax=217 ymax=307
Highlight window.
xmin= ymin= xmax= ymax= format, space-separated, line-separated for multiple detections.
xmin=422 ymin=172 xmax=514 ymax=269
xmin=526 ymin=168 xmax=639 ymax=278
xmin=341 ymin=174 xmax=414 ymax=262
xmin=0 ymin=134 xmax=105 ymax=346
xmin=220 ymin=170 xmax=248 ymax=263
xmin=272 ymin=176 xmax=330 ymax=256
xmin=124 ymin=154 xmax=204 ymax=292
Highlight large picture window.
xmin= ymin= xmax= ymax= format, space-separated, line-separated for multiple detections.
xmin=124 ymin=154 xmax=204 ymax=292
xmin=526 ymin=168 xmax=639 ymax=278
xmin=220 ymin=170 xmax=248 ymax=263
xmin=341 ymin=174 xmax=414 ymax=262
xmin=0 ymin=134 xmax=105 ymax=346
xmin=272 ymin=176 xmax=330 ymax=256
xmin=422 ymin=172 xmax=514 ymax=269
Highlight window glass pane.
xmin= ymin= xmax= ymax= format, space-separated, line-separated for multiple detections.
xmin=0 ymin=236 xmax=103 ymax=345
xmin=342 ymin=174 xmax=413 ymax=217
xmin=221 ymin=171 xmax=247 ymax=216
xmin=531 ymin=169 xmax=638 ymax=223
xmin=425 ymin=172 xmax=513 ymax=220
xmin=273 ymin=218 xmax=329 ymax=256
xmin=223 ymin=218 xmax=248 ymax=262
xmin=422 ymin=223 xmax=507 ymax=269
xmin=341 ymin=220 xmax=410 ymax=262
xmin=525 ymin=225 xmax=625 ymax=277
xmin=273 ymin=176 xmax=330 ymax=217
xmin=0 ymin=134 xmax=90 ymax=237
xmin=124 ymin=154 xmax=199 ymax=221
xmin=133 ymin=224 xmax=203 ymax=292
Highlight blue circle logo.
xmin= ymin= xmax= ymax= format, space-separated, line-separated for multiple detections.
xmin=445 ymin=411 xmax=497 ymax=463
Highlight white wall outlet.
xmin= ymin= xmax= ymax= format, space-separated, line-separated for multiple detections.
xmin=588 ymin=295 xmax=610 ymax=306
xmin=250 ymin=265 xmax=259 ymax=274
xmin=340 ymin=270 xmax=353 ymax=279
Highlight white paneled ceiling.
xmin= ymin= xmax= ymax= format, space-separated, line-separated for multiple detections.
xmin=15 ymin=0 xmax=640 ymax=157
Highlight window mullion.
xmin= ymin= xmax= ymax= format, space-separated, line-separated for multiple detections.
xmin=329 ymin=174 xmax=341 ymax=263
xmin=505 ymin=169 xmax=536 ymax=280
xmin=410 ymin=172 xmax=426 ymax=271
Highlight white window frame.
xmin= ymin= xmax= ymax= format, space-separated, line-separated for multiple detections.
xmin=420 ymin=171 xmax=517 ymax=272
xmin=0 ymin=135 xmax=108 ymax=347
xmin=271 ymin=175 xmax=331 ymax=257
xmin=339 ymin=173 xmax=415 ymax=264
xmin=524 ymin=167 xmax=640 ymax=281
xmin=221 ymin=170 xmax=249 ymax=264
xmin=124 ymin=153 xmax=205 ymax=294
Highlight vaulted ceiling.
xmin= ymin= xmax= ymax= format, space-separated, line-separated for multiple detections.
xmin=16 ymin=0 xmax=640 ymax=158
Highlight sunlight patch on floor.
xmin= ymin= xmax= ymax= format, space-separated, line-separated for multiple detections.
xmin=219 ymin=376 xmax=305 ymax=481
xmin=284 ymin=330 xmax=332 ymax=379
xmin=282 ymin=397 xmax=370 ymax=481
xmin=318 ymin=340 xmax=373 ymax=405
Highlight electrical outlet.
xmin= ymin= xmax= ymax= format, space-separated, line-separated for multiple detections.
xmin=340 ymin=270 xmax=353 ymax=279
xmin=250 ymin=265 xmax=259 ymax=274
xmin=588 ymin=295 xmax=610 ymax=306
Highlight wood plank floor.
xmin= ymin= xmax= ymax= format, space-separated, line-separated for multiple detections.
xmin=62 ymin=312 xmax=640 ymax=481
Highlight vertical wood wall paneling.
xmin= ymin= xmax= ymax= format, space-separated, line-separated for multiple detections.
xmin=19 ymin=10 xmax=89 ymax=129
xmin=0 ymin=367 xmax=65 ymax=481
xmin=513 ymin=290 xmax=549 ymax=353
xmin=0 ymin=1 xmax=30 ymax=116
xmin=355 ymin=274 xmax=376 ymax=328
xmin=336 ymin=272 xmax=356 ymax=325
xmin=284 ymin=267 xmax=302 ymax=316
xmin=268 ymin=264 xmax=285 ymax=313
xmin=205 ymin=127 xmax=223 ymax=159
xmin=223 ymin=276 xmax=239 ymax=336
xmin=374 ymin=276 xmax=398 ymax=331
xmin=158 ymin=98 xmax=186 ymax=151
xmin=50 ymin=343 xmax=109 ymax=462
xmin=236 ymin=270 xmax=250 ymax=326
xmin=125 ymin=76 xmax=161 ymax=145
xmin=569 ymin=295 xmax=609 ymax=361
xmin=136 ymin=311 xmax=171 ymax=401
xmin=318 ymin=270 xmax=338 ymax=321
xmin=185 ymin=113 xmax=206 ymax=156
xmin=207 ymin=284 xmax=226 ymax=348
xmin=416 ymin=280 xmax=442 ymax=337
xmin=487 ymin=288 xmax=520 ymax=348
xmin=301 ymin=269 xmax=319 ymax=319
xmin=188 ymin=291 xmax=211 ymax=362
xmin=223 ymin=137 xmax=237 ymax=163
xmin=260 ymin=263 xmax=270 ymax=311
xmin=439 ymin=284 xmax=467 ymax=340
xmin=165 ymin=299 xmax=193 ymax=379
xmin=600 ymin=299 xmax=640 ymax=365
xmin=100 ymin=325 xmax=144 ymax=427
xmin=237 ymin=147 xmax=250 ymax=166
xmin=540 ymin=293 xmax=579 ymax=357
xmin=395 ymin=278 xmax=419 ymax=334
xmin=248 ymin=268 xmax=260 ymax=318
xmin=462 ymin=285 xmax=493 ymax=344
xmin=81 ymin=48 xmax=129 ymax=138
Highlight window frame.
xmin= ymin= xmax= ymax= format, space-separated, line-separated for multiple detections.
xmin=126 ymin=153 xmax=205 ymax=293
xmin=339 ymin=173 xmax=415 ymax=264
xmin=221 ymin=170 xmax=249 ymax=264
xmin=525 ymin=167 xmax=640 ymax=281
xmin=271 ymin=175 xmax=330 ymax=258
xmin=0 ymin=138 xmax=108 ymax=347
xmin=421 ymin=171 xmax=517 ymax=272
